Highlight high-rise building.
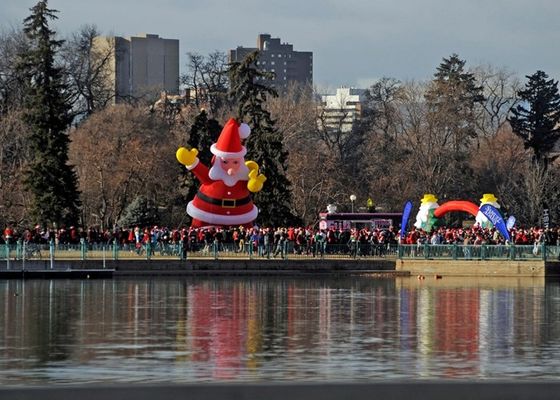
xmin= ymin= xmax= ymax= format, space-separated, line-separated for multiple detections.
xmin=229 ymin=34 xmax=313 ymax=91
xmin=94 ymin=33 xmax=179 ymax=102
xmin=319 ymin=87 xmax=368 ymax=132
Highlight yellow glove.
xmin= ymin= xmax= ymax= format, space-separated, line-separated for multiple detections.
xmin=176 ymin=147 xmax=198 ymax=166
xmin=248 ymin=168 xmax=267 ymax=193
xmin=245 ymin=160 xmax=259 ymax=174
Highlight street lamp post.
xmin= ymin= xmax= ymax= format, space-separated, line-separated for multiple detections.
xmin=350 ymin=194 xmax=356 ymax=213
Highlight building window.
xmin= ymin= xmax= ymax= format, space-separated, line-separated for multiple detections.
xmin=278 ymin=54 xmax=282 ymax=58
xmin=262 ymin=61 xmax=266 ymax=65
xmin=271 ymin=61 xmax=275 ymax=65
xmin=271 ymin=54 xmax=275 ymax=57
xmin=256 ymin=61 xmax=260 ymax=65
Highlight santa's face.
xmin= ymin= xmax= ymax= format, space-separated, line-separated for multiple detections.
xmin=209 ymin=156 xmax=250 ymax=187
xmin=218 ymin=157 xmax=243 ymax=176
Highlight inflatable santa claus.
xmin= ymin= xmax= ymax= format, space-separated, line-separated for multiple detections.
xmin=176 ymin=118 xmax=266 ymax=228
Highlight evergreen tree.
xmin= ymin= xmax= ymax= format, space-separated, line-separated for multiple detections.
xmin=228 ymin=51 xmax=299 ymax=227
xmin=508 ymin=70 xmax=560 ymax=165
xmin=423 ymin=54 xmax=484 ymax=201
xmin=425 ymin=54 xmax=484 ymax=152
xmin=17 ymin=0 xmax=80 ymax=227
xmin=118 ymin=195 xmax=159 ymax=228
xmin=180 ymin=109 xmax=221 ymax=207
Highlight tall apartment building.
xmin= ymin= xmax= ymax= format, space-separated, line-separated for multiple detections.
xmin=319 ymin=87 xmax=368 ymax=132
xmin=229 ymin=34 xmax=313 ymax=91
xmin=94 ymin=33 xmax=179 ymax=102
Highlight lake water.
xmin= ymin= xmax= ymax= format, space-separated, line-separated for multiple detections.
xmin=1 ymin=276 xmax=560 ymax=385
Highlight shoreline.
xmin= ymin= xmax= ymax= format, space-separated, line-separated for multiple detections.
xmin=0 ymin=258 xmax=398 ymax=279
xmin=0 ymin=258 xmax=559 ymax=279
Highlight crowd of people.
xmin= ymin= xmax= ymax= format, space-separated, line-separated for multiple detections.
xmin=402 ymin=225 xmax=560 ymax=246
xmin=0 ymin=224 xmax=399 ymax=257
xmin=2 ymin=223 xmax=560 ymax=258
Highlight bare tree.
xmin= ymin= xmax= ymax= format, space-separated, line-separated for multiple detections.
xmin=69 ymin=105 xmax=177 ymax=229
xmin=364 ymin=77 xmax=404 ymax=139
xmin=470 ymin=125 xmax=530 ymax=221
xmin=0 ymin=108 xmax=30 ymax=226
xmin=60 ymin=24 xmax=114 ymax=120
xmin=267 ymin=83 xmax=362 ymax=223
xmin=0 ymin=27 xmax=29 ymax=114
xmin=316 ymin=88 xmax=354 ymax=157
xmin=267 ymin=82 xmax=316 ymax=142
xmin=472 ymin=64 xmax=521 ymax=137
xmin=523 ymin=160 xmax=551 ymax=225
xmin=181 ymin=51 xmax=229 ymax=115
xmin=394 ymin=81 xmax=453 ymax=194
xmin=353 ymin=78 xmax=410 ymax=211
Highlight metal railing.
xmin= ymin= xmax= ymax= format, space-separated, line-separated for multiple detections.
xmin=4 ymin=241 xmax=556 ymax=264
xmin=398 ymin=243 xmax=560 ymax=261
xmin=0 ymin=240 xmax=399 ymax=264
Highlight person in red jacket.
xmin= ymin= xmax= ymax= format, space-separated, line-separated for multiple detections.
xmin=3 ymin=225 xmax=14 ymax=244
xmin=176 ymin=118 xmax=266 ymax=228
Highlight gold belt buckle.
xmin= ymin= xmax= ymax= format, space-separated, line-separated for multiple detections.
xmin=221 ymin=198 xmax=236 ymax=208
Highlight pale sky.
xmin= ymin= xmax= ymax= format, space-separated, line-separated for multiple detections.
xmin=3 ymin=0 xmax=560 ymax=90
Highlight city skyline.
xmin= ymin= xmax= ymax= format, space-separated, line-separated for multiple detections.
xmin=3 ymin=0 xmax=560 ymax=90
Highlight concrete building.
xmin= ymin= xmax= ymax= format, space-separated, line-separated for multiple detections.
xmin=229 ymin=34 xmax=313 ymax=91
xmin=319 ymin=87 xmax=368 ymax=132
xmin=94 ymin=33 xmax=179 ymax=102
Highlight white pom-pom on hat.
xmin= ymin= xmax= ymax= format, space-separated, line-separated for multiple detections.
xmin=239 ymin=123 xmax=251 ymax=139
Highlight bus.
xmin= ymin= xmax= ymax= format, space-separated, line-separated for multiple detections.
xmin=318 ymin=212 xmax=403 ymax=231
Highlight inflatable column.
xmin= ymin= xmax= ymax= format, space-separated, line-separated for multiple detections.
xmin=414 ymin=194 xmax=439 ymax=232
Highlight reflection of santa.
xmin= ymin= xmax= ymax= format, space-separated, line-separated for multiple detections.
xmin=176 ymin=118 xmax=266 ymax=228
xmin=475 ymin=193 xmax=500 ymax=229
xmin=414 ymin=194 xmax=439 ymax=231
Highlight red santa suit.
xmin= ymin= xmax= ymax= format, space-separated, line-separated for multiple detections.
xmin=185 ymin=118 xmax=258 ymax=227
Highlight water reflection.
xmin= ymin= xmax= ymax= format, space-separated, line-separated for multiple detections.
xmin=1 ymin=277 xmax=560 ymax=384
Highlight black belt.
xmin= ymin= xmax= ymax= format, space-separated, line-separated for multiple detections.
xmin=196 ymin=191 xmax=252 ymax=208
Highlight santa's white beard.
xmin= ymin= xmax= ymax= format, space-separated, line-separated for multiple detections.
xmin=208 ymin=163 xmax=250 ymax=187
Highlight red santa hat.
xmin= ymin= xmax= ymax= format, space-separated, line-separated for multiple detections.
xmin=210 ymin=118 xmax=251 ymax=158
